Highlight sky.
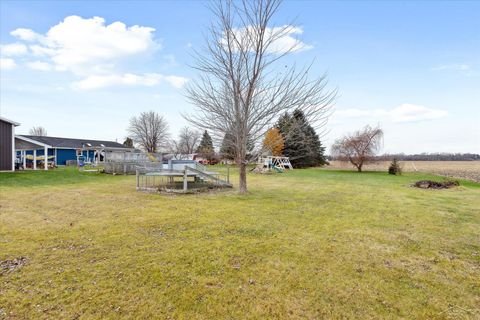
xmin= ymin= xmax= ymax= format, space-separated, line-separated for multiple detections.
xmin=0 ymin=0 xmax=479 ymax=154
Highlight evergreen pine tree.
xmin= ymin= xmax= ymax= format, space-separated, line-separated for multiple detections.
xmin=196 ymin=130 xmax=214 ymax=154
xmin=220 ymin=131 xmax=255 ymax=161
xmin=220 ymin=132 xmax=236 ymax=160
xmin=276 ymin=112 xmax=293 ymax=136
xmin=388 ymin=158 xmax=402 ymax=175
xmin=276 ymin=110 xmax=327 ymax=168
xmin=302 ymin=116 xmax=328 ymax=166
xmin=196 ymin=130 xmax=215 ymax=161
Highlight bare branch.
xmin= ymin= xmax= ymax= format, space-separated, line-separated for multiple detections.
xmin=170 ymin=126 xmax=201 ymax=156
xmin=331 ymin=125 xmax=384 ymax=172
xmin=29 ymin=126 xmax=48 ymax=136
xmin=184 ymin=0 xmax=336 ymax=193
xmin=128 ymin=111 xmax=170 ymax=153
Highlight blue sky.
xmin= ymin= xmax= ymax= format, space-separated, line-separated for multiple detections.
xmin=1 ymin=0 xmax=479 ymax=153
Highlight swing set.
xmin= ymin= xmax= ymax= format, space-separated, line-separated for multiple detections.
xmin=254 ymin=156 xmax=293 ymax=173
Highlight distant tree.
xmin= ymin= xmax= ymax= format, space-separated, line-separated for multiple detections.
xmin=128 ymin=111 xmax=169 ymax=153
xmin=220 ymin=131 xmax=256 ymax=162
xmin=172 ymin=126 xmax=201 ymax=156
xmin=331 ymin=125 xmax=383 ymax=172
xmin=220 ymin=132 xmax=236 ymax=160
xmin=263 ymin=128 xmax=284 ymax=156
xmin=123 ymin=137 xmax=134 ymax=148
xmin=277 ymin=110 xmax=328 ymax=168
xmin=378 ymin=153 xmax=480 ymax=161
xmin=196 ymin=130 xmax=214 ymax=157
xmin=29 ymin=126 xmax=47 ymax=136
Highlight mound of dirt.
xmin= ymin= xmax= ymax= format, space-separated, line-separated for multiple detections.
xmin=0 ymin=257 xmax=28 ymax=275
xmin=413 ymin=180 xmax=459 ymax=189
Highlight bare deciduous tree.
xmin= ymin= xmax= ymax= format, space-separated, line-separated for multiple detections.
xmin=170 ymin=126 xmax=201 ymax=158
xmin=331 ymin=125 xmax=384 ymax=172
xmin=29 ymin=126 xmax=48 ymax=136
xmin=185 ymin=0 xmax=335 ymax=193
xmin=128 ymin=111 xmax=169 ymax=153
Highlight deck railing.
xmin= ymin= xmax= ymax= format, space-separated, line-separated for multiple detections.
xmin=135 ymin=164 xmax=232 ymax=192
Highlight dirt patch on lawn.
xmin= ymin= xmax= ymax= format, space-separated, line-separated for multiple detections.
xmin=413 ymin=180 xmax=459 ymax=189
xmin=0 ymin=257 xmax=28 ymax=275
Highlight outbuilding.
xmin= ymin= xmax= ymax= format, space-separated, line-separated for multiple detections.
xmin=0 ymin=116 xmax=20 ymax=171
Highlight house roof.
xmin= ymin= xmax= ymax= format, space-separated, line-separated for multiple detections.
xmin=16 ymin=136 xmax=52 ymax=149
xmin=0 ymin=116 xmax=20 ymax=126
xmin=18 ymin=135 xmax=131 ymax=149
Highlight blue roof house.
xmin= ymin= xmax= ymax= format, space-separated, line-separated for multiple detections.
xmin=15 ymin=135 xmax=132 ymax=169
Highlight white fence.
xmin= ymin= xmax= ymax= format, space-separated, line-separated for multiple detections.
xmin=103 ymin=151 xmax=162 ymax=174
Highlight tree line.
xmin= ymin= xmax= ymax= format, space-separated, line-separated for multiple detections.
xmin=126 ymin=109 xmax=329 ymax=168
xmin=26 ymin=0 xmax=336 ymax=194
xmin=374 ymin=153 xmax=480 ymax=161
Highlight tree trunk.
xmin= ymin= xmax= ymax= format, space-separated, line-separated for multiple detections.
xmin=357 ymin=163 xmax=363 ymax=172
xmin=238 ymin=162 xmax=247 ymax=194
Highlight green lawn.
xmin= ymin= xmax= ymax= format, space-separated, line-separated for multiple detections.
xmin=0 ymin=167 xmax=479 ymax=319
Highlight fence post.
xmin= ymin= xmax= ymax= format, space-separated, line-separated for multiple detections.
xmin=227 ymin=165 xmax=230 ymax=183
xmin=183 ymin=166 xmax=188 ymax=192
xmin=136 ymin=169 xmax=139 ymax=190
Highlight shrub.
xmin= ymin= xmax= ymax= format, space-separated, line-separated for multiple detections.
xmin=388 ymin=159 xmax=402 ymax=175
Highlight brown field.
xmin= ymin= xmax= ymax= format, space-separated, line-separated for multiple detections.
xmin=327 ymin=160 xmax=480 ymax=182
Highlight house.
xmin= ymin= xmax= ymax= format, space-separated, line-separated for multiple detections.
xmin=0 ymin=117 xmax=20 ymax=171
xmin=15 ymin=135 xmax=133 ymax=170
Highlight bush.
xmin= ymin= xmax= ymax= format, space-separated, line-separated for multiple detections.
xmin=388 ymin=159 xmax=402 ymax=175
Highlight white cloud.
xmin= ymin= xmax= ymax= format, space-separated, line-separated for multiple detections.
xmin=334 ymin=104 xmax=447 ymax=123
xmin=223 ymin=25 xmax=312 ymax=54
xmin=0 ymin=43 xmax=28 ymax=56
xmin=389 ymin=104 xmax=447 ymax=122
xmin=10 ymin=15 xmax=158 ymax=75
xmin=72 ymin=73 xmax=188 ymax=90
xmin=0 ymin=58 xmax=16 ymax=70
xmin=431 ymin=64 xmax=471 ymax=72
xmin=10 ymin=28 xmax=40 ymax=41
xmin=163 ymin=75 xmax=188 ymax=88
xmin=26 ymin=61 xmax=53 ymax=71
xmin=5 ymin=15 xmax=188 ymax=90
xmin=431 ymin=63 xmax=474 ymax=76
xmin=266 ymin=26 xmax=313 ymax=54
xmin=29 ymin=45 xmax=57 ymax=57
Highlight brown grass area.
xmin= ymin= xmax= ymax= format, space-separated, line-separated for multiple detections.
xmin=328 ymin=161 xmax=480 ymax=182
xmin=1 ymin=167 xmax=479 ymax=318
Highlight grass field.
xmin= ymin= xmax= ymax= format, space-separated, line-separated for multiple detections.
xmin=1 ymin=167 xmax=479 ymax=319
xmin=328 ymin=160 xmax=480 ymax=183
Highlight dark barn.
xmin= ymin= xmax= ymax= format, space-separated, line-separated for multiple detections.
xmin=0 ymin=117 xmax=20 ymax=171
